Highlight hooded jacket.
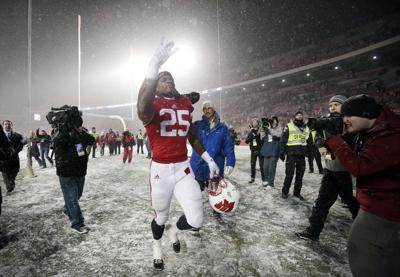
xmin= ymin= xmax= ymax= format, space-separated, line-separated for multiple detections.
xmin=326 ymin=106 xmax=400 ymax=222
xmin=190 ymin=113 xmax=235 ymax=182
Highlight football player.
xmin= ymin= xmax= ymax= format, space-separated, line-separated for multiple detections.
xmin=137 ymin=38 xmax=220 ymax=271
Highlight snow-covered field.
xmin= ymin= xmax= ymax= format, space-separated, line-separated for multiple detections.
xmin=1 ymin=146 xmax=353 ymax=276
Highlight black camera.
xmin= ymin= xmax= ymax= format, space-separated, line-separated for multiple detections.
xmin=182 ymin=91 xmax=200 ymax=104
xmin=261 ymin=117 xmax=273 ymax=129
xmin=46 ymin=105 xmax=83 ymax=130
xmin=307 ymin=112 xmax=343 ymax=134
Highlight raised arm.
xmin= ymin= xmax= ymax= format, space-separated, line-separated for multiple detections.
xmin=137 ymin=38 xmax=178 ymax=125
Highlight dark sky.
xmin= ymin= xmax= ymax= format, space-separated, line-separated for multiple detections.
xmin=0 ymin=0 xmax=399 ymax=126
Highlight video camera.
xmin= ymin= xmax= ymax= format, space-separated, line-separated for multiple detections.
xmin=307 ymin=112 xmax=343 ymax=134
xmin=46 ymin=105 xmax=83 ymax=131
xmin=261 ymin=117 xmax=274 ymax=129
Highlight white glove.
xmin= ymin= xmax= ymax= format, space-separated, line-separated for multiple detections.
xmin=146 ymin=37 xmax=178 ymax=79
xmin=201 ymin=151 xmax=220 ymax=179
xmin=225 ymin=166 xmax=234 ymax=176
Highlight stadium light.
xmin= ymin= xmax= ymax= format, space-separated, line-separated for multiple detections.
xmin=372 ymin=55 xmax=378 ymax=60
xmin=261 ymin=83 xmax=265 ymax=87
xmin=242 ymin=87 xmax=246 ymax=91
xmin=306 ymin=73 xmax=310 ymax=77
xmin=282 ymin=79 xmax=286 ymax=83
xmin=334 ymin=66 xmax=339 ymax=70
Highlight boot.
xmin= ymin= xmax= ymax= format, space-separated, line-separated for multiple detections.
xmin=26 ymin=166 xmax=36 ymax=178
xmin=295 ymin=226 xmax=320 ymax=241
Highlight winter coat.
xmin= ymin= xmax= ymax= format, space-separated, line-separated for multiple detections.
xmin=1 ymin=130 xmax=24 ymax=171
xmin=245 ymin=128 xmax=263 ymax=151
xmin=53 ymin=128 xmax=94 ymax=177
xmin=190 ymin=115 xmax=235 ymax=182
xmin=261 ymin=125 xmax=283 ymax=157
xmin=106 ymin=132 xmax=116 ymax=144
xmin=326 ymin=106 xmax=400 ymax=222
xmin=28 ymin=138 xmax=40 ymax=157
xmin=36 ymin=130 xmax=52 ymax=148
xmin=0 ymin=126 xmax=16 ymax=172
xmin=99 ymin=135 xmax=106 ymax=146
xmin=122 ymin=132 xmax=135 ymax=148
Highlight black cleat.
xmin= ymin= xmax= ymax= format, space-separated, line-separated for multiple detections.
xmin=153 ymin=259 xmax=164 ymax=271
xmin=172 ymin=241 xmax=181 ymax=253
xmin=281 ymin=192 xmax=288 ymax=199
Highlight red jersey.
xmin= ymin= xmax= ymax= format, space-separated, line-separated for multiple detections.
xmin=145 ymin=96 xmax=193 ymax=163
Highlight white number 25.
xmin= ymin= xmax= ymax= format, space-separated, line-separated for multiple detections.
xmin=160 ymin=108 xmax=190 ymax=137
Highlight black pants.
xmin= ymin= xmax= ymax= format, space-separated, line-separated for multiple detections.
xmin=91 ymin=144 xmax=97 ymax=158
xmin=250 ymin=150 xmax=265 ymax=181
xmin=137 ymin=140 xmax=144 ymax=154
xmin=308 ymin=146 xmax=323 ymax=173
xmin=309 ymin=169 xmax=359 ymax=234
xmin=2 ymin=167 xmax=19 ymax=193
xmin=282 ymin=155 xmax=305 ymax=195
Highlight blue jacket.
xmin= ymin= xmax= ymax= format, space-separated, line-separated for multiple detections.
xmin=190 ymin=114 xmax=235 ymax=182
xmin=260 ymin=126 xmax=282 ymax=157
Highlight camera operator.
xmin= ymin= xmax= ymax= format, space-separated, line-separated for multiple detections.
xmin=280 ymin=111 xmax=312 ymax=200
xmin=48 ymin=105 xmax=94 ymax=234
xmin=0 ymin=124 xmax=16 ymax=215
xmin=325 ymin=94 xmax=400 ymax=276
xmin=245 ymin=118 xmax=265 ymax=184
xmin=260 ymin=116 xmax=282 ymax=188
xmin=296 ymin=95 xmax=359 ymax=242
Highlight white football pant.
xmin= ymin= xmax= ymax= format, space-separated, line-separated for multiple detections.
xmin=150 ymin=159 xmax=203 ymax=228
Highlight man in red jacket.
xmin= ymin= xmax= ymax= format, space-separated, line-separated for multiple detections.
xmin=325 ymin=94 xmax=400 ymax=277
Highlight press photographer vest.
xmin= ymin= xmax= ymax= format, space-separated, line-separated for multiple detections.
xmin=286 ymin=122 xmax=310 ymax=146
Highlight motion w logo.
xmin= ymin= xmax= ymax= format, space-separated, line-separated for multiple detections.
xmin=214 ymin=199 xmax=235 ymax=213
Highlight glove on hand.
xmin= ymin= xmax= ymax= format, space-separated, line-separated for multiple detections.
xmin=225 ymin=166 xmax=234 ymax=176
xmin=148 ymin=37 xmax=178 ymax=68
xmin=201 ymin=152 xmax=220 ymax=179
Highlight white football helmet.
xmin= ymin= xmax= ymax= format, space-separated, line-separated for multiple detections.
xmin=208 ymin=178 xmax=240 ymax=214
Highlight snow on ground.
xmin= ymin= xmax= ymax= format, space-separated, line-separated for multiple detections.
xmin=0 ymin=146 xmax=353 ymax=276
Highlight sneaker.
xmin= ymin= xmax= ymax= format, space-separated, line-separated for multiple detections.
xmin=293 ymin=194 xmax=305 ymax=201
xmin=166 ymin=224 xmax=180 ymax=253
xmin=72 ymin=225 xmax=90 ymax=234
xmin=295 ymin=227 xmax=319 ymax=241
xmin=248 ymin=179 xmax=255 ymax=184
xmin=153 ymin=239 xmax=164 ymax=271
xmin=262 ymin=181 xmax=268 ymax=187
xmin=281 ymin=192 xmax=288 ymax=199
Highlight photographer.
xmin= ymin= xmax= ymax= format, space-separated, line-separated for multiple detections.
xmin=48 ymin=105 xmax=94 ymax=234
xmin=260 ymin=116 xmax=282 ymax=188
xmin=245 ymin=118 xmax=265 ymax=184
xmin=296 ymin=95 xmax=359 ymax=241
xmin=280 ymin=111 xmax=312 ymax=200
xmin=325 ymin=95 xmax=400 ymax=276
